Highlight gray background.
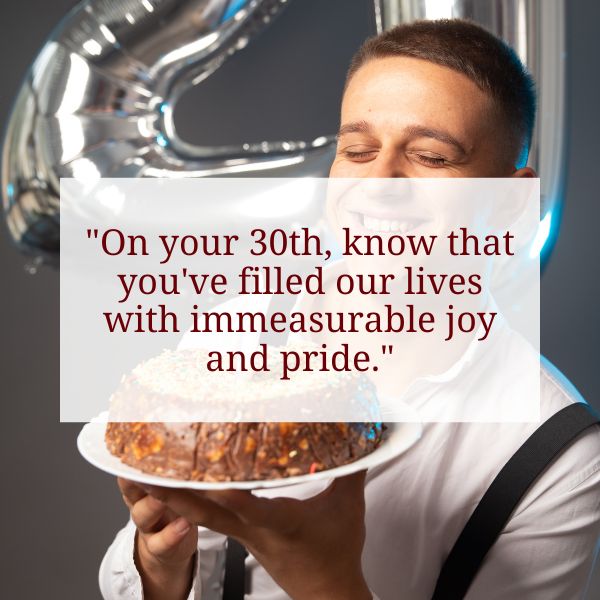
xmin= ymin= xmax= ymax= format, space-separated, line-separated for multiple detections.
xmin=0 ymin=0 xmax=598 ymax=598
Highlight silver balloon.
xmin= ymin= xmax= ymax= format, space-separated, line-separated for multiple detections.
xmin=375 ymin=0 xmax=566 ymax=263
xmin=1 ymin=0 xmax=336 ymax=265
xmin=2 ymin=0 xmax=565 ymax=265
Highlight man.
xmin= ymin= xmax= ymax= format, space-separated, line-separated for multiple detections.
xmin=100 ymin=20 xmax=600 ymax=599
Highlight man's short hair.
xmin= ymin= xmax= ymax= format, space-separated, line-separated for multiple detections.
xmin=347 ymin=19 xmax=537 ymax=167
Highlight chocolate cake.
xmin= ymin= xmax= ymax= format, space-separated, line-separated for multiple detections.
xmin=105 ymin=347 xmax=383 ymax=482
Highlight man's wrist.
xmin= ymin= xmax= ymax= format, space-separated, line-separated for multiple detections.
xmin=312 ymin=586 xmax=372 ymax=600
xmin=322 ymin=580 xmax=372 ymax=600
xmin=297 ymin=570 xmax=372 ymax=600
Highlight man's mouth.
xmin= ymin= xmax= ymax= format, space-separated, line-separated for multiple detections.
xmin=349 ymin=211 xmax=428 ymax=234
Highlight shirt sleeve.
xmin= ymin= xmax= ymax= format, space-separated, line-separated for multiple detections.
xmin=98 ymin=518 xmax=227 ymax=599
xmin=466 ymin=425 xmax=600 ymax=600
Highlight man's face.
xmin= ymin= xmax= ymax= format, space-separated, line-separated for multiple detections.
xmin=325 ymin=56 xmax=533 ymax=286
xmin=330 ymin=56 xmax=520 ymax=179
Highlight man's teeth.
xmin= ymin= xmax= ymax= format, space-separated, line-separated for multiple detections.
xmin=362 ymin=215 xmax=415 ymax=233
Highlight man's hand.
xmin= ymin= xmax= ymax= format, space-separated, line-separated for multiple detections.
xmin=118 ymin=478 xmax=198 ymax=600
xmin=140 ymin=471 xmax=372 ymax=600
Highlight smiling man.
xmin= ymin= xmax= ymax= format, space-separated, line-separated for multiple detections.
xmin=100 ymin=20 xmax=600 ymax=600
xmin=332 ymin=19 xmax=535 ymax=179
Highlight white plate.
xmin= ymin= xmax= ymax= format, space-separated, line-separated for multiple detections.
xmin=77 ymin=409 xmax=422 ymax=491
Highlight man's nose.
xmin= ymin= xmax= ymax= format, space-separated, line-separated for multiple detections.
xmin=361 ymin=152 xmax=409 ymax=199
xmin=366 ymin=151 xmax=407 ymax=178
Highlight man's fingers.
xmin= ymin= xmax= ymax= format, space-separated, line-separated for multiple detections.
xmin=201 ymin=490 xmax=255 ymax=513
xmin=201 ymin=490 xmax=296 ymax=530
xmin=131 ymin=495 xmax=168 ymax=534
xmin=323 ymin=470 xmax=367 ymax=515
xmin=118 ymin=478 xmax=147 ymax=507
xmin=144 ymin=517 xmax=195 ymax=558
xmin=143 ymin=486 xmax=246 ymax=538
xmin=328 ymin=470 xmax=367 ymax=496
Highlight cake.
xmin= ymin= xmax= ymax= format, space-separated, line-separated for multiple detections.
xmin=105 ymin=347 xmax=383 ymax=482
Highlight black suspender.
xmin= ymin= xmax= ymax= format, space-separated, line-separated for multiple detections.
xmin=224 ymin=403 xmax=599 ymax=600
xmin=222 ymin=292 xmax=600 ymax=599
xmin=223 ymin=538 xmax=248 ymax=600
xmin=431 ymin=402 xmax=600 ymax=600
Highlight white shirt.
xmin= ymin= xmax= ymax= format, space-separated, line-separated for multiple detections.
xmin=99 ymin=291 xmax=600 ymax=599
xmin=99 ymin=359 xmax=600 ymax=600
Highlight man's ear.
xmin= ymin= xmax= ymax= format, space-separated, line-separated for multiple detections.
xmin=487 ymin=172 xmax=539 ymax=231
xmin=488 ymin=165 xmax=538 ymax=229
xmin=511 ymin=166 xmax=537 ymax=178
